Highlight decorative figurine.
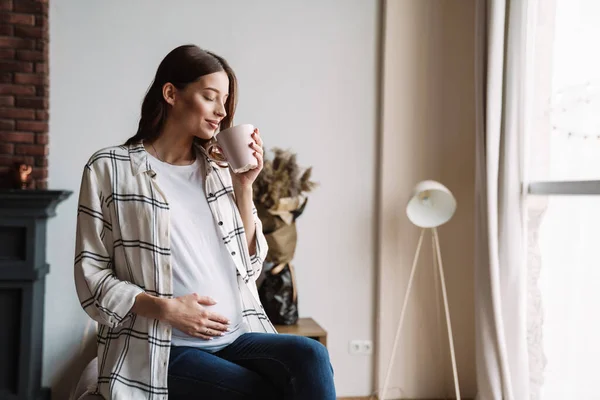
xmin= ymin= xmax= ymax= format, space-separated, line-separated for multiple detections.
xmin=15 ymin=163 xmax=33 ymax=189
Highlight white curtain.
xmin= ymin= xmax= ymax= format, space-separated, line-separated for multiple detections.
xmin=474 ymin=0 xmax=532 ymax=399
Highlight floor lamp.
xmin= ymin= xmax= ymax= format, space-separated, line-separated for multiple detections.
xmin=380 ymin=180 xmax=461 ymax=400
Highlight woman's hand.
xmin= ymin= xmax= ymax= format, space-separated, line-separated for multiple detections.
xmin=162 ymin=293 xmax=230 ymax=340
xmin=230 ymin=128 xmax=263 ymax=190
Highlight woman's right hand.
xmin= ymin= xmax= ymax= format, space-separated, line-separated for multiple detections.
xmin=162 ymin=293 xmax=230 ymax=340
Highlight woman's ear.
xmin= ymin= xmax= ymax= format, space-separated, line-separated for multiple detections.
xmin=162 ymin=83 xmax=176 ymax=106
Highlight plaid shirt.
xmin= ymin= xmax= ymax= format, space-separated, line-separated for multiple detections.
xmin=74 ymin=142 xmax=277 ymax=400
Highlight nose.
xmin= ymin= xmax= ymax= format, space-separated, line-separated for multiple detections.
xmin=215 ymin=103 xmax=226 ymax=118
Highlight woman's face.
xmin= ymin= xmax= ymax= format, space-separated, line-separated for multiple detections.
xmin=168 ymin=71 xmax=230 ymax=140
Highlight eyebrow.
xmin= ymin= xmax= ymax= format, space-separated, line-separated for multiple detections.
xmin=204 ymin=87 xmax=228 ymax=96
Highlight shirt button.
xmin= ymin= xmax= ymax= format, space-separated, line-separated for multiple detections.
xmin=208 ymin=192 xmax=214 ymax=197
xmin=218 ymin=221 xmax=223 ymax=226
xmin=231 ymin=251 xmax=236 ymax=256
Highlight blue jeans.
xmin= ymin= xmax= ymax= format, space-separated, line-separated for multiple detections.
xmin=168 ymin=332 xmax=336 ymax=400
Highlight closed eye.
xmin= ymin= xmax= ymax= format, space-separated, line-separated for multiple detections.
xmin=204 ymin=87 xmax=229 ymax=102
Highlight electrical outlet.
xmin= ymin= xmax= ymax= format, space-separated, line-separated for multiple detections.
xmin=349 ymin=340 xmax=373 ymax=355
xmin=349 ymin=340 xmax=362 ymax=354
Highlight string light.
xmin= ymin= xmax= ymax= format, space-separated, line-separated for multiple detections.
xmin=549 ymin=81 xmax=599 ymax=140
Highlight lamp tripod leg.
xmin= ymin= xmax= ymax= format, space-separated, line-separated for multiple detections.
xmin=432 ymin=232 xmax=448 ymax=400
xmin=432 ymin=227 xmax=461 ymax=400
xmin=380 ymin=228 xmax=426 ymax=400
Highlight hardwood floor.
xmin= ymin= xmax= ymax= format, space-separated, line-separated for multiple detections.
xmin=338 ymin=397 xmax=373 ymax=400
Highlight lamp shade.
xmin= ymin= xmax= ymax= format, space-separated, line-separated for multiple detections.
xmin=406 ymin=180 xmax=456 ymax=228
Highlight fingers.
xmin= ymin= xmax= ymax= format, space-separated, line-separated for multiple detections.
xmin=206 ymin=320 xmax=230 ymax=333
xmin=192 ymin=325 xmax=226 ymax=339
xmin=185 ymin=317 xmax=230 ymax=340
xmin=179 ymin=323 xmax=215 ymax=340
xmin=195 ymin=294 xmax=217 ymax=306
xmin=250 ymin=128 xmax=264 ymax=171
xmin=254 ymin=150 xmax=264 ymax=169
xmin=193 ymin=332 xmax=213 ymax=340
xmin=250 ymin=142 xmax=263 ymax=155
xmin=177 ymin=294 xmax=231 ymax=340
xmin=207 ymin=311 xmax=230 ymax=325
xmin=199 ymin=327 xmax=222 ymax=337
xmin=252 ymin=128 xmax=263 ymax=148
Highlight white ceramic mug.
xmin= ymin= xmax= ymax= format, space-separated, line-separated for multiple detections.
xmin=206 ymin=124 xmax=258 ymax=173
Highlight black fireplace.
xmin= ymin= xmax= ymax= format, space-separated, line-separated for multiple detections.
xmin=0 ymin=190 xmax=71 ymax=400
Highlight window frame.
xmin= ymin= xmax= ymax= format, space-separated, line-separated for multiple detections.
xmin=528 ymin=180 xmax=600 ymax=195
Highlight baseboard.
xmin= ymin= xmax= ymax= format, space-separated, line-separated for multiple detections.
xmin=337 ymin=397 xmax=373 ymax=400
xmin=338 ymin=398 xmax=473 ymax=400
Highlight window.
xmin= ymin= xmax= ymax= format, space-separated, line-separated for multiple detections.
xmin=527 ymin=0 xmax=600 ymax=398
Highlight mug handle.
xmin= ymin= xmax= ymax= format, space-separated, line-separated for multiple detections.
xmin=206 ymin=139 xmax=229 ymax=168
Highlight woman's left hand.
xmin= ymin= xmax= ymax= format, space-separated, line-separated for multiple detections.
xmin=231 ymin=128 xmax=263 ymax=190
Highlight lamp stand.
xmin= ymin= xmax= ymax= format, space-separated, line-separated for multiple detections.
xmin=380 ymin=228 xmax=461 ymax=400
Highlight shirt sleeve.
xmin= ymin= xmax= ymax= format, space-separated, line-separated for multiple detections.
xmin=249 ymin=205 xmax=269 ymax=280
xmin=73 ymin=164 xmax=144 ymax=328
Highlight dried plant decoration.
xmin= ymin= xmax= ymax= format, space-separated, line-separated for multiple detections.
xmin=254 ymin=147 xmax=317 ymax=325
xmin=253 ymin=147 xmax=318 ymax=211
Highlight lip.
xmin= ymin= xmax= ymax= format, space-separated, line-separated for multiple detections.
xmin=206 ymin=119 xmax=220 ymax=130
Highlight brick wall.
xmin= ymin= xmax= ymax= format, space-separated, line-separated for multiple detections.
xmin=0 ymin=0 xmax=48 ymax=189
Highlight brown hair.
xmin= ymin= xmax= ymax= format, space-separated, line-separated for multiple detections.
xmin=124 ymin=44 xmax=237 ymax=146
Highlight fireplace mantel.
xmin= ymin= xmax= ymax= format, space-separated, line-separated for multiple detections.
xmin=0 ymin=189 xmax=71 ymax=400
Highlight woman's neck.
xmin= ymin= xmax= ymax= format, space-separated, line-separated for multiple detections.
xmin=148 ymin=120 xmax=196 ymax=165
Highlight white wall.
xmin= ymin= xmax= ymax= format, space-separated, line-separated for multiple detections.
xmin=47 ymin=0 xmax=378 ymax=398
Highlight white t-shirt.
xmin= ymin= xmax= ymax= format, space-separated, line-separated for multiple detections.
xmin=148 ymin=153 xmax=248 ymax=352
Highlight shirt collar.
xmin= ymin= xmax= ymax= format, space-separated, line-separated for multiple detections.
xmin=128 ymin=141 xmax=215 ymax=177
